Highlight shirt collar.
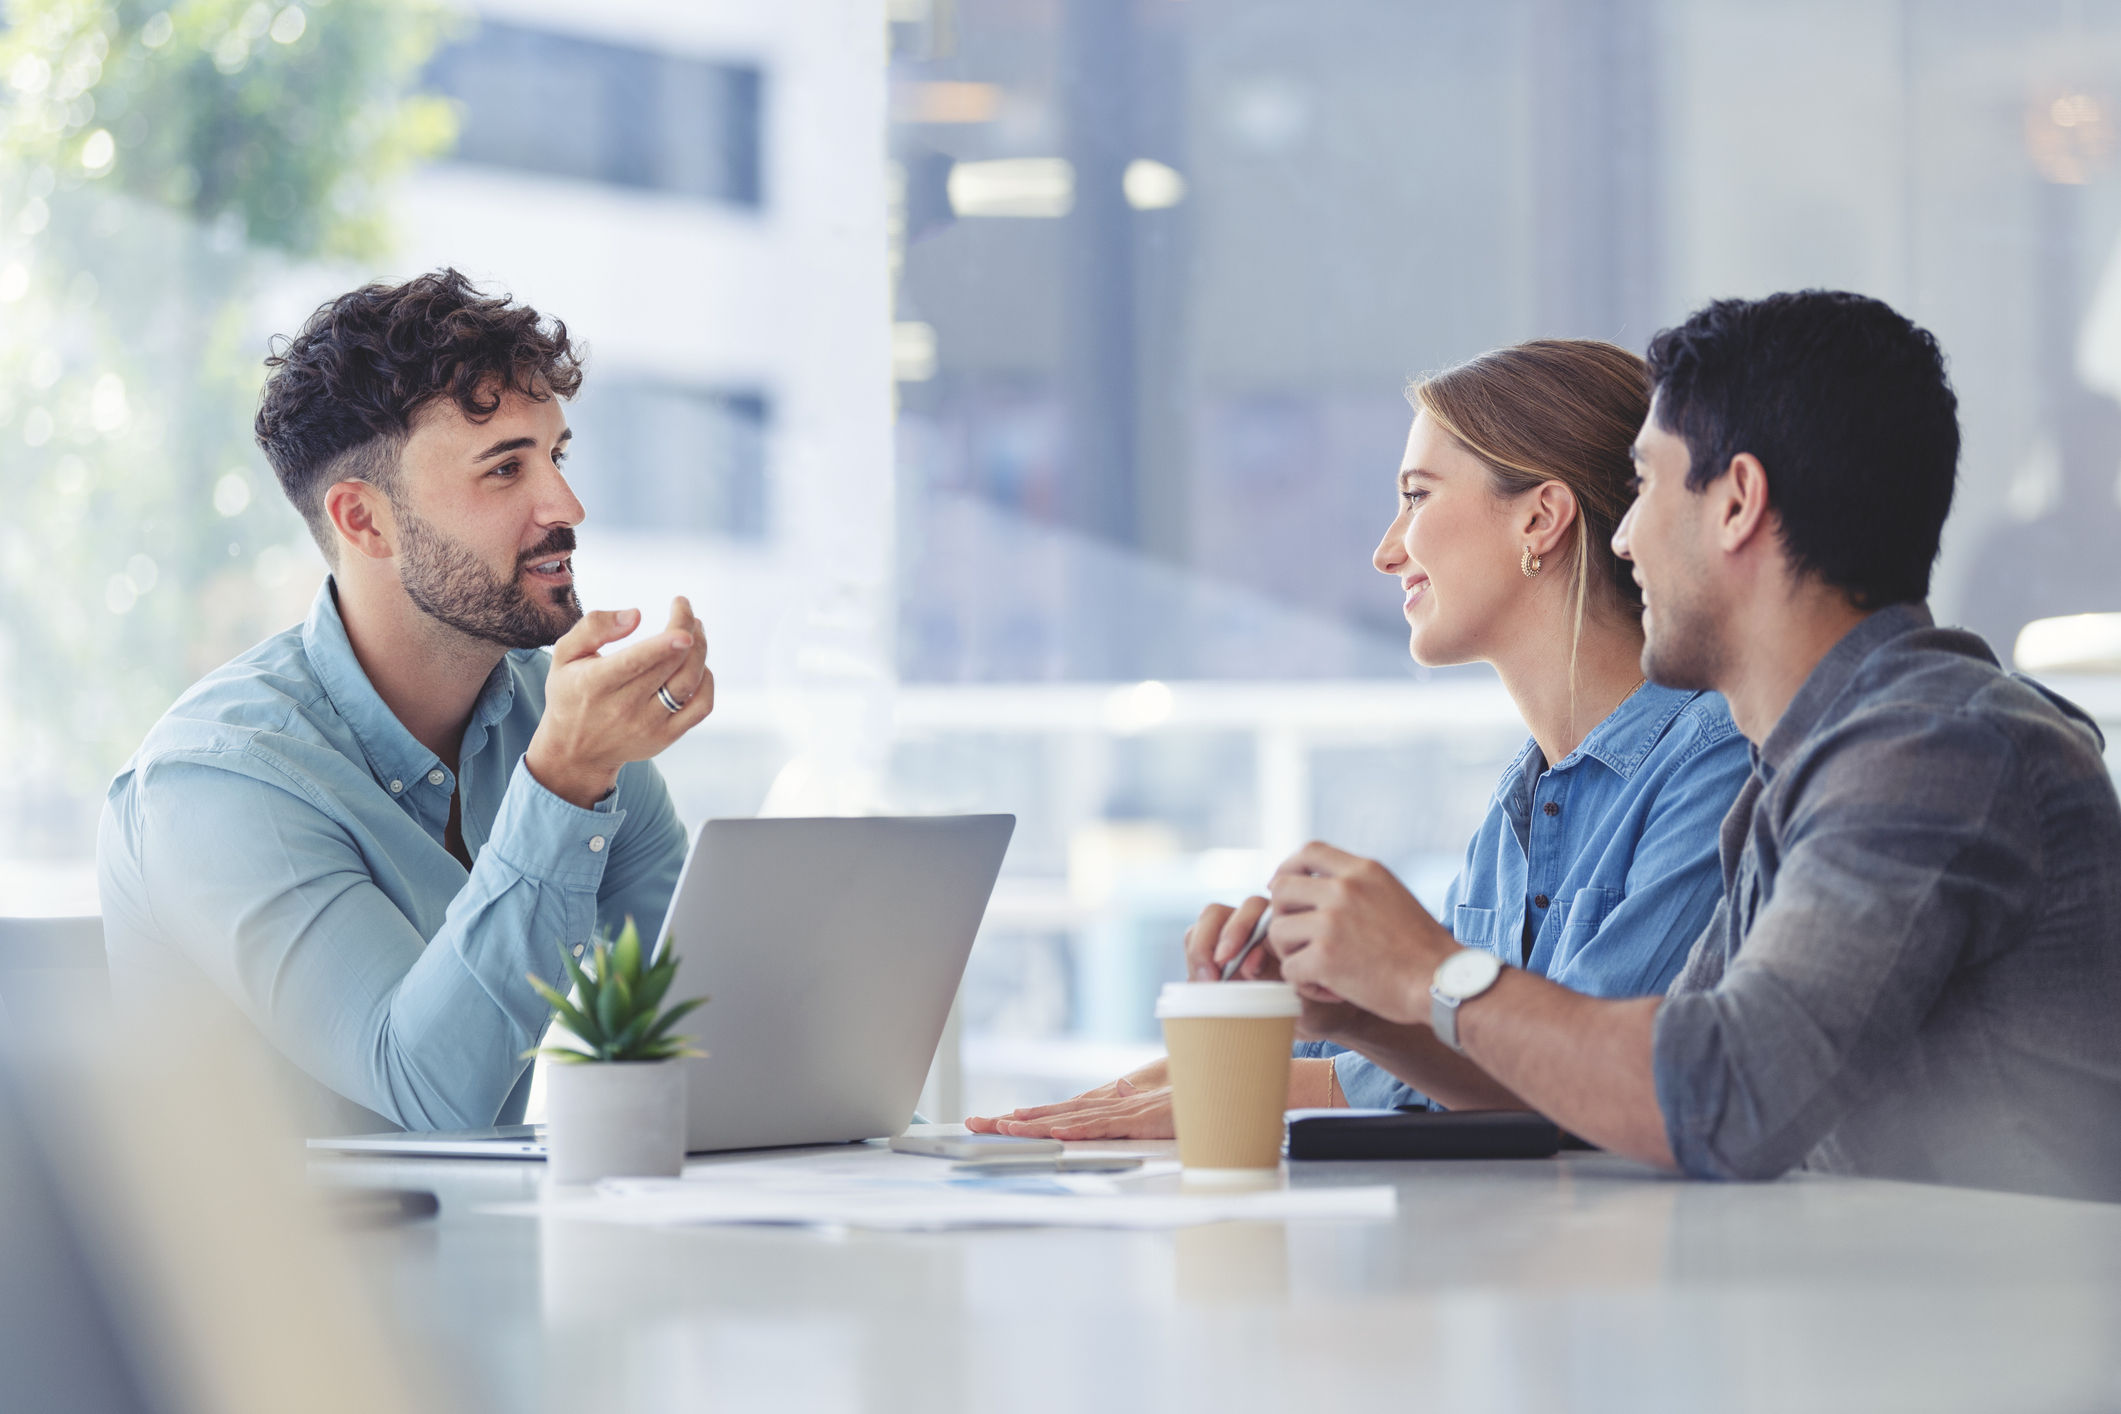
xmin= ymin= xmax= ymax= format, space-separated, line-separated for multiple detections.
xmin=300 ymin=578 xmax=518 ymax=790
xmin=1572 ymin=681 xmax=1695 ymax=780
xmin=1757 ymin=601 xmax=1933 ymax=777
xmin=1492 ymin=680 xmax=1702 ymax=816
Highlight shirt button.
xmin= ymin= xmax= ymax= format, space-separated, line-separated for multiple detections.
xmin=428 ymin=769 xmax=446 ymax=786
xmin=573 ymin=944 xmax=585 ymax=958
xmin=388 ymin=779 xmax=403 ymax=794
xmin=1543 ymin=802 xmax=1560 ymax=817
xmin=1533 ymin=894 xmax=1551 ymax=908
xmin=588 ymin=836 xmax=606 ymax=853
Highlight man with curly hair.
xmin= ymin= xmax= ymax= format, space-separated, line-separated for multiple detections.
xmin=98 ymin=269 xmax=710 ymax=1134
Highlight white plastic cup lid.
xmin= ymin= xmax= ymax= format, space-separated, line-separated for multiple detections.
xmin=1154 ymin=980 xmax=1300 ymax=1019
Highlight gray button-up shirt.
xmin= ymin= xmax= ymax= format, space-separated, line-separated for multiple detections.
xmin=1654 ymin=603 xmax=2121 ymax=1201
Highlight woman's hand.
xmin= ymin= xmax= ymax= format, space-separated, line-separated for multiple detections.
xmin=965 ymin=1059 xmax=1175 ymax=1140
xmin=965 ymin=1056 xmax=1349 ymax=1138
xmin=1183 ymin=896 xmax=1283 ymax=981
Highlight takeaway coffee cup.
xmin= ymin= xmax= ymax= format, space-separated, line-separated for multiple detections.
xmin=1156 ymin=980 xmax=1301 ymax=1180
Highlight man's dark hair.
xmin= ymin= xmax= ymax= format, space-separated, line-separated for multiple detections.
xmin=255 ymin=268 xmax=585 ymax=559
xmin=1646 ymin=290 xmax=1960 ymax=609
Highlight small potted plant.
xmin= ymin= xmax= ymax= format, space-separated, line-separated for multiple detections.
xmin=527 ymin=917 xmax=705 ymax=1186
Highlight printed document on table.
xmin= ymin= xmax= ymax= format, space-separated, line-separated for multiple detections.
xmin=489 ymin=1146 xmax=1396 ymax=1232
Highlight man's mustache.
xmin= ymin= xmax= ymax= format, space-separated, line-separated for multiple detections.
xmin=517 ymin=527 xmax=576 ymax=567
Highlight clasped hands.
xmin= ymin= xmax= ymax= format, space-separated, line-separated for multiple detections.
xmin=967 ymin=841 xmax=1458 ymax=1140
xmin=525 ymin=597 xmax=714 ymax=809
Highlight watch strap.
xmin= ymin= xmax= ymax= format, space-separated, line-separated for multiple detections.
xmin=1431 ymin=988 xmax=1465 ymax=1052
xmin=1429 ymin=948 xmax=1504 ymax=1053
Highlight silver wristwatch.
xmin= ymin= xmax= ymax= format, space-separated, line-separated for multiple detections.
xmin=1429 ymin=948 xmax=1505 ymax=1052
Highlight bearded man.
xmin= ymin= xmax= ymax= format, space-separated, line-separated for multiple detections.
xmin=98 ymin=269 xmax=711 ymax=1134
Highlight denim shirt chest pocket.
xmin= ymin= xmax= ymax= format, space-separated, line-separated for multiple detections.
xmin=1451 ymin=904 xmax=1508 ymax=958
xmin=1551 ymin=885 xmax=1622 ymax=965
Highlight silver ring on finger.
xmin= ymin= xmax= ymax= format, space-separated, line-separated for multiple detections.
xmin=656 ymin=685 xmax=684 ymax=714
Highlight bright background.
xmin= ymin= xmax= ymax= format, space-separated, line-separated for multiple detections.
xmin=8 ymin=0 xmax=2121 ymax=1118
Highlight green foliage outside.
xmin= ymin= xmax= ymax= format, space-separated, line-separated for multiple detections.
xmin=0 ymin=0 xmax=458 ymax=854
xmin=527 ymin=917 xmax=708 ymax=1065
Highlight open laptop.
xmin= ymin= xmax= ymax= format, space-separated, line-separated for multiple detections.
xmin=309 ymin=813 xmax=1014 ymax=1159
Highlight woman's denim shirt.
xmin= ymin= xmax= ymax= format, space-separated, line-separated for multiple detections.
xmin=1297 ymin=682 xmax=1751 ymax=1108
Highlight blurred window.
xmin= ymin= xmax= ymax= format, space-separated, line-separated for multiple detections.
xmin=427 ymin=22 xmax=763 ymax=205
xmin=565 ymin=383 xmax=771 ymax=540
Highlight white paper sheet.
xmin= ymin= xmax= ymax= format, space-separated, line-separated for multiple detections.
xmin=491 ymin=1148 xmax=1396 ymax=1232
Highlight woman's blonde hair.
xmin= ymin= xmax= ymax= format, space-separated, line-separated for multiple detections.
xmin=1410 ymin=338 xmax=1650 ymax=705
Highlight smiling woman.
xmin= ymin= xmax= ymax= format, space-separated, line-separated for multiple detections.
xmin=968 ymin=340 xmax=1754 ymax=1141
xmin=1402 ymin=340 xmax=1650 ymax=708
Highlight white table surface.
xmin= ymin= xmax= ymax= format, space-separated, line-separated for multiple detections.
xmin=313 ymin=1136 xmax=2121 ymax=1414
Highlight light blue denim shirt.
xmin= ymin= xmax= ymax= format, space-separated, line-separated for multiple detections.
xmin=97 ymin=579 xmax=687 ymax=1135
xmin=1298 ymin=682 xmax=1750 ymax=1108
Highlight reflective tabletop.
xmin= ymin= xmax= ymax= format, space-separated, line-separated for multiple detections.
xmin=316 ymin=1140 xmax=2121 ymax=1414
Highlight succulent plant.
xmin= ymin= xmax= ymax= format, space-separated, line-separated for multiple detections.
xmin=525 ymin=916 xmax=706 ymax=1064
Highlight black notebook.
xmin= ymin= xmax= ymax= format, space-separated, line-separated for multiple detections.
xmin=1286 ymin=1107 xmax=1588 ymax=1161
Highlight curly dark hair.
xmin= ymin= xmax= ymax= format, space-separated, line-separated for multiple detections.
xmin=255 ymin=268 xmax=585 ymax=559
xmin=1646 ymin=290 xmax=1959 ymax=609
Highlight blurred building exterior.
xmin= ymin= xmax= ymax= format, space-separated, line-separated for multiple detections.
xmin=891 ymin=0 xmax=2121 ymax=678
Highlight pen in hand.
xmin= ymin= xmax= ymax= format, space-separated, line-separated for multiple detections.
xmin=1219 ymin=905 xmax=1274 ymax=981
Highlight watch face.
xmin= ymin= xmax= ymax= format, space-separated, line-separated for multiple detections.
xmin=1435 ymin=948 xmax=1503 ymax=999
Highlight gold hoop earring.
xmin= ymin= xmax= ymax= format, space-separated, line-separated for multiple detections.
xmin=1521 ymin=547 xmax=1542 ymax=578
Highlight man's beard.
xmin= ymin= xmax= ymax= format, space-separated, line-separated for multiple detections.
xmin=1640 ymin=582 xmax=1725 ymax=693
xmin=396 ymin=508 xmax=582 ymax=650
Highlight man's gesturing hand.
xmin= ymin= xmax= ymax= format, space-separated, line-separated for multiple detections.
xmin=1265 ymin=841 xmax=1458 ymax=1026
xmin=524 ymin=597 xmax=715 ymax=808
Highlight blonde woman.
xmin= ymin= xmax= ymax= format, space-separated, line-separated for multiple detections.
xmin=970 ymin=340 xmax=1752 ymax=1136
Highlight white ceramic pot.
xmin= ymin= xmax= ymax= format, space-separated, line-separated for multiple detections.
xmin=543 ymin=1059 xmax=687 ymax=1186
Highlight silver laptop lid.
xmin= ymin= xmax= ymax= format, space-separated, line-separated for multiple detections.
xmin=655 ymin=814 xmax=1013 ymax=1154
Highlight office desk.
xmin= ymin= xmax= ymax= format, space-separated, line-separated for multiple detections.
xmin=317 ymin=1142 xmax=2121 ymax=1414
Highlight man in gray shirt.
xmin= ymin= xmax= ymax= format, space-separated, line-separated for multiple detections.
xmin=1247 ymin=291 xmax=2121 ymax=1201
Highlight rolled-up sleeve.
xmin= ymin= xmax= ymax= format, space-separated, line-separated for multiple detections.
xmin=1652 ymin=711 xmax=2037 ymax=1181
xmin=1286 ymin=1041 xmax=1431 ymax=1108
xmin=137 ymin=751 xmax=629 ymax=1131
xmin=1334 ymin=1049 xmax=1430 ymax=1109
